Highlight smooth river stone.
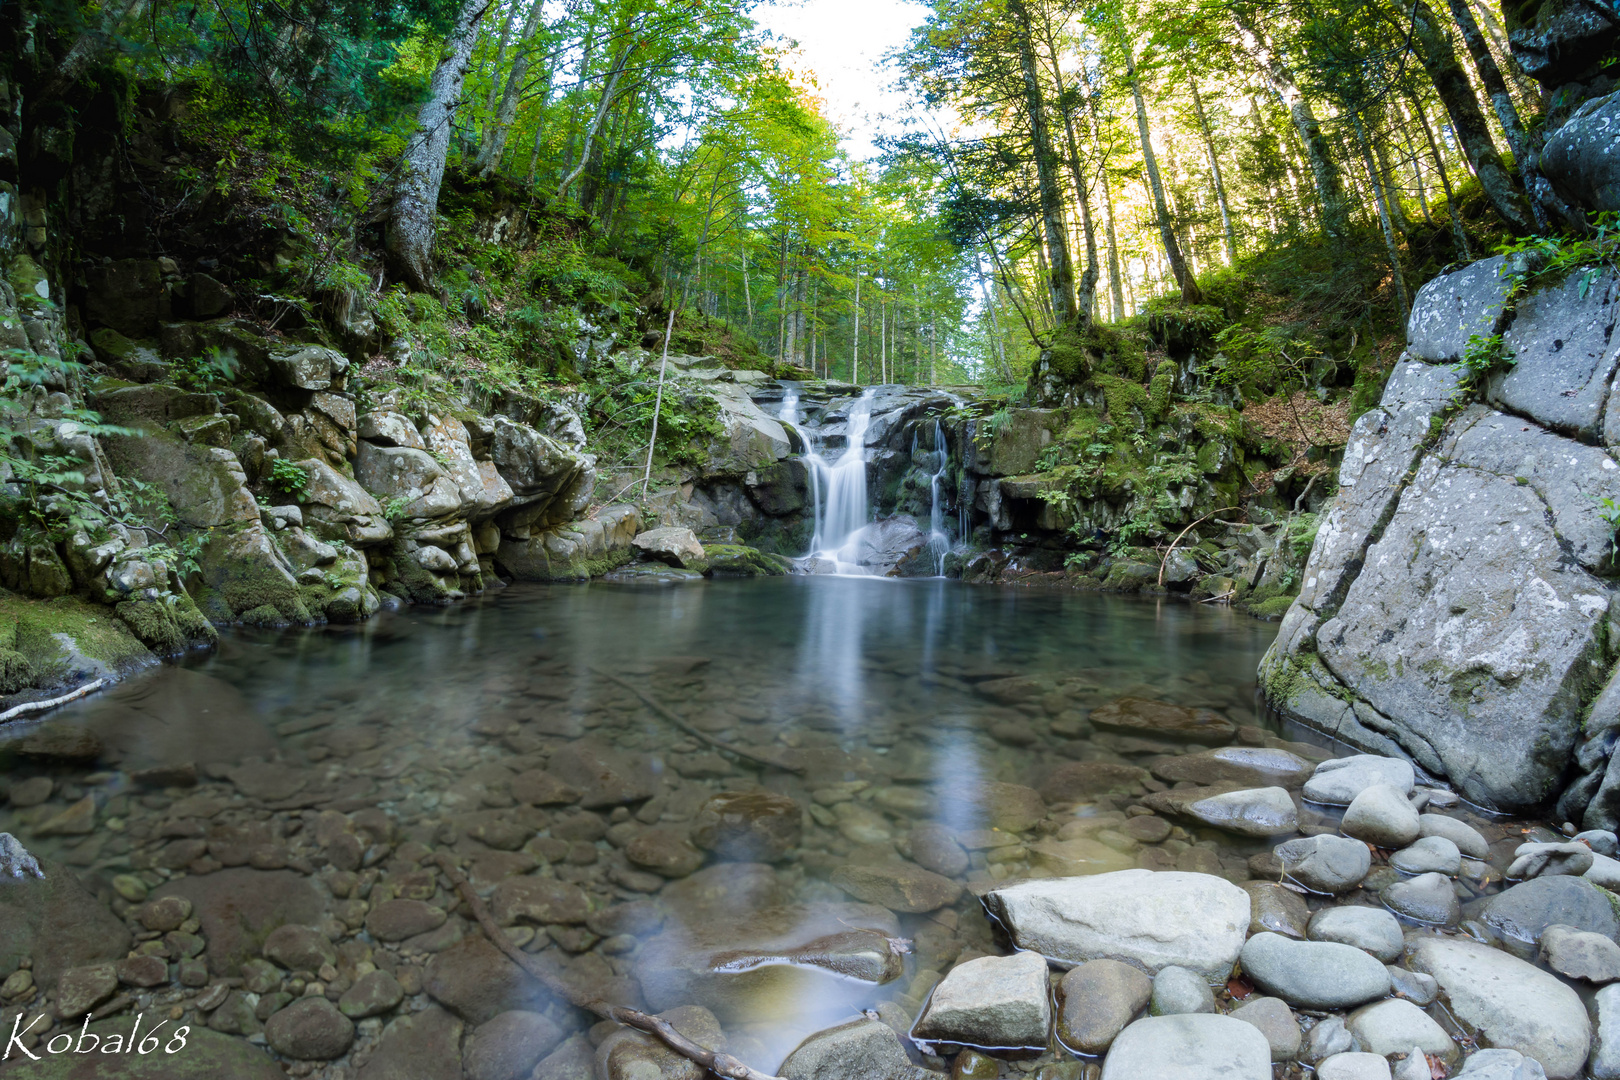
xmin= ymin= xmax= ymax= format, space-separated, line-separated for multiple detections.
xmin=1342 ymin=784 xmax=1421 ymax=848
xmin=1150 ymin=966 xmax=1215 ymax=1015
xmin=1304 ymin=756 xmax=1416 ymax=806
xmin=983 ymin=870 xmax=1249 ymax=981
xmin=1150 ymin=746 xmax=1315 ymax=789
xmin=1419 ymin=814 xmax=1491 ymax=859
xmin=913 ymin=951 xmax=1051 ymax=1051
xmin=1318 ymin=1052 xmax=1393 ymax=1080
xmin=1381 ymin=873 xmax=1460 ymax=926
xmin=1308 ymin=906 xmax=1404 ymax=962
xmin=1406 ymin=935 xmax=1591 ymax=1079
xmin=779 ymin=1018 xmax=916 ymax=1080
xmin=688 ymin=790 xmax=801 ymax=861
xmin=1391 ymin=835 xmax=1462 ymax=876
xmin=1099 ymin=1014 xmax=1271 ymax=1080
xmin=1275 ymin=834 xmax=1373 ymax=894
xmin=1542 ymin=923 xmax=1620 ymax=983
xmin=1057 ymin=959 xmax=1152 ymax=1054
xmin=1242 ymin=882 xmax=1310 ymax=938
xmin=1037 ymin=762 xmax=1150 ymax=803
xmin=1478 ymin=875 xmax=1620 ymax=944
xmin=1229 ymin=995 xmax=1301 ymax=1061
xmin=1184 ymin=787 xmax=1299 ymax=837
xmin=906 ymin=826 xmax=969 ymax=877
xmin=1027 ymin=838 xmax=1137 ymax=877
xmin=1348 ymin=998 xmax=1458 ymax=1063
xmin=1088 ymin=698 xmax=1237 ymax=745
xmin=1238 ymin=932 xmax=1391 ymax=1009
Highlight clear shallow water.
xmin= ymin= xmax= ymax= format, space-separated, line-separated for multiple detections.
xmin=3 ymin=580 xmax=1356 ymax=1069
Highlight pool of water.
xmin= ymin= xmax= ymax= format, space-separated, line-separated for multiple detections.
xmin=4 ymin=579 xmax=1413 ymax=1070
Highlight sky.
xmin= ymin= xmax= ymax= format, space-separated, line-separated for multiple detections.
xmin=751 ymin=0 xmax=933 ymax=159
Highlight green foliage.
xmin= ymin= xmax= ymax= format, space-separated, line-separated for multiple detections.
xmin=170 ymin=349 xmax=240 ymax=392
xmin=268 ymin=459 xmax=310 ymax=499
xmin=1210 ymin=324 xmax=1318 ymax=396
xmin=1494 ymin=211 xmax=1620 ymax=299
xmin=1457 ymin=333 xmax=1514 ymax=385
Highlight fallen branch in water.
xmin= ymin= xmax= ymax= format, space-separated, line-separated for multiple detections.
xmin=432 ymin=852 xmax=785 ymax=1080
xmin=588 ymin=667 xmax=805 ymax=775
xmin=0 ymin=678 xmax=105 ymax=724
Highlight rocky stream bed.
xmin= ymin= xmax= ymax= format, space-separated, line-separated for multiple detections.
xmin=0 ymin=580 xmax=1609 ymax=1080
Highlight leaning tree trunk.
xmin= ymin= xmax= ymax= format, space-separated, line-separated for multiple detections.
xmin=474 ymin=0 xmax=548 ymax=175
xmin=1124 ymin=39 xmax=1202 ymax=305
xmin=1233 ymin=11 xmax=1351 ymax=246
xmin=1351 ymin=111 xmax=1412 ymax=319
xmin=1007 ymin=0 xmax=1079 ymax=329
xmin=1410 ymin=0 xmax=1533 ymax=233
xmin=386 ymin=0 xmax=491 ymax=292
xmin=1077 ymin=63 xmax=1126 ymax=321
xmin=1443 ymin=0 xmax=1547 ymax=228
xmin=1190 ymin=79 xmax=1239 ymax=265
xmin=1037 ymin=15 xmax=1100 ymax=326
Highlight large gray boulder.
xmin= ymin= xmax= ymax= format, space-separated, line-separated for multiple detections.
xmin=356 ymin=442 xmax=464 ymax=520
xmin=1406 ymin=256 xmax=1514 ymax=363
xmin=1542 ymin=90 xmax=1620 ymax=215
xmin=1488 ymin=269 xmax=1620 ymax=441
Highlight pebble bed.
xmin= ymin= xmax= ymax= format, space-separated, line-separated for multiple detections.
xmin=0 ymin=579 xmax=1606 ymax=1080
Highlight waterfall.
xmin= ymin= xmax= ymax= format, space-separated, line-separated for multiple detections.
xmin=924 ymin=420 xmax=951 ymax=575
xmin=778 ymin=388 xmax=800 ymax=427
xmin=801 ymin=390 xmax=876 ymax=575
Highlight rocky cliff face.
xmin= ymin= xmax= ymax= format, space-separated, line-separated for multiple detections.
xmin=1262 ymin=1 xmax=1620 ymax=819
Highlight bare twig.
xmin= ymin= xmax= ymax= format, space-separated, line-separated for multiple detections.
xmin=588 ymin=668 xmax=804 ymax=775
xmin=432 ymin=853 xmax=784 ymax=1080
xmin=1157 ymin=507 xmax=1241 ymax=587
xmin=0 ymin=678 xmax=105 ymax=723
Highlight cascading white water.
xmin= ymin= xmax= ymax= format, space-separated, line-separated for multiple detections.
xmin=795 ymin=391 xmax=876 ymax=575
xmin=923 ymin=420 xmax=951 ymax=575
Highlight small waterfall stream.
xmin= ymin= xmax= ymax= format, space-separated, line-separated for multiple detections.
xmin=918 ymin=421 xmax=951 ymax=575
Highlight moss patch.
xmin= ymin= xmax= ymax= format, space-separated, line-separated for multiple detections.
xmin=0 ymin=590 xmax=156 ymax=691
xmin=704 ymin=544 xmax=789 ymax=578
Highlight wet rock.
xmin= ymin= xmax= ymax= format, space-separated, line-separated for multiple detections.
xmin=1056 ymin=959 xmax=1151 ymax=1054
xmin=907 ymin=825 xmax=969 ymax=877
xmin=35 ymin=795 xmax=96 ymax=836
xmin=1027 ymin=838 xmax=1137 ymax=876
xmin=532 ymin=1033 xmax=596 ymax=1080
xmin=950 ymin=1050 xmax=997 ymax=1079
xmin=1348 ymin=998 xmax=1457 ymax=1063
xmin=1037 ymin=762 xmax=1149 ymax=803
xmin=490 ymin=877 xmax=589 ymax=926
xmin=962 ymin=780 xmax=1047 ymax=832
xmin=983 ymin=870 xmax=1249 ymax=980
xmin=367 ymin=898 xmax=448 ymax=941
xmin=115 ymin=954 xmax=167 ymax=987
xmin=1229 ymin=995 xmax=1300 ymax=1061
xmin=0 ymin=857 xmax=132 ymax=985
xmin=546 ymin=741 xmax=658 ymax=809
xmin=1387 ymin=965 xmax=1439 ymax=1004
xmin=1275 ymin=834 xmax=1372 ymax=894
xmin=208 ymin=991 xmax=263 ymax=1036
xmin=1238 ymin=932 xmax=1391 ymax=1009
xmin=598 ymin=1005 xmax=724 ymax=1080
xmin=1406 ymin=935 xmax=1590 ymax=1079
xmin=1318 ymin=1052 xmax=1393 ymax=1080
xmin=1541 ymin=923 xmax=1620 ymax=983
xmin=779 ymin=1017 xmax=919 ymax=1080
xmin=1099 ymin=1014 xmax=1271 ymax=1080
xmin=1579 ymin=829 xmax=1619 ymax=857
xmin=1479 ymin=875 xmax=1620 ymax=944
xmin=153 ymin=868 xmax=325 ymax=976
xmin=464 ymin=1010 xmax=565 ymax=1080
xmin=829 ymin=863 xmax=963 ymax=913
xmin=1088 ymin=698 xmax=1236 ymax=745
xmin=356 ymin=1005 xmax=465 ymax=1080
xmin=1508 ymin=842 xmax=1595 ymax=879
xmin=1122 ymin=815 xmax=1171 ymax=843
xmin=639 ymin=902 xmax=902 ymax=1022
xmin=1150 ymin=965 xmax=1213 ymax=1015
xmin=138 ymin=894 xmax=193 ymax=932
xmin=1307 ymin=1016 xmax=1358 ymax=1062
xmin=55 ymin=962 xmax=118 ymax=1019
xmin=1419 ymin=814 xmax=1490 ymax=858
xmin=509 ymin=770 xmax=581 ymax=807
xmin=1342 ymin=784 xmax=1421 ymax=848
xmin=1381 ymin=873 xmax=1460 ymax=926
xmin=262 ymin=923 xmax=337 ymax=971
xmin=690 ymin=790 xmax=801 ymax=861
xmin=625 ymin=827 xmax=706 ymax=878
xmin=424 ymin=937 xmax=556 ymax=1024
xmin=1309 ymin=906 xmax=1404 ymax=962
xmin=1304 ymin=756 xmax=1416 ymax=806
xmin=1179 ymin=786 xmax=1298 ymax=837
xmin=226 ymin=761 xmax=307 ymax=801
xmin=1243 ymin=882 xmax=1309 ymax=939
xmin=1150 ymin=747 xmax=1314 ymax=789
xmin=8 ymin=777 xmax=54 ymax=807
xmin=831 ymin=802 xmax=892 ymax=844
xmin=913 ymin=951 xmax=1052 ymax=1051
xmin=263 ymin=997 xmax=354 ymax=1060
xmin=338 ymin=969 xmax=404 ymax=1018
xmin=1391 ymin=835 xmax=1461 ymax=876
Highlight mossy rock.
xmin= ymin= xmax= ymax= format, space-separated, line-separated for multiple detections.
xmin=704 ymin=544 xmax=790 ymax=578
xmin=115 ymin=595 xmax=217 ymax=655
xmin=1248 ymin=595 xmax=1295 ymax=620
xmin=0 ymin=648 xmax=34 ymax=694
xmin=0 ymin=590 xmax=156 ymax=692
xmin=239 ymin=603 xmax=287 ymax=626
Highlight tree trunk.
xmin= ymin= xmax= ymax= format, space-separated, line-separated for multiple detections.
xmin=852 ymin=264 xmax=861 ymax=384
xmin=1007 ymin=0 xmax=1078 ymax=328
xmin=556 ymin=39 xmax=634 ymax=203
xmin=1351 ymin=111 xmax=1411 ymax=318
xmin=1076 ymin=64 xmax=1125 ymax=321
xmin=474 ymin=0 xmax=548 ymax=175
xmin=386 ymin=0 xmax=492 ymax=291
xmin=1036 ymin=13 xmax=1100 ymax=328
xmin=1123 ymin=38 xmax=1202 ymax=305
xmin=478 ymin=0 xmax=522 ymax=135
xmin=1444 ymin=0 xmax=1546 ymax=228
xmin=1410 ymin=92 xmax=1473 ymax=257
xmin=1233 ymin=12 xmax=1351 ymax=245
xmin=1190 ymin=80 xmax=1238 ymax=265
xmin=1410 ymin=0 xmax=1532 ymax=232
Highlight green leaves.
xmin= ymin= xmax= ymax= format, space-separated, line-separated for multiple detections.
xmin=268 ymin=460 xmax=311 ymax=499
